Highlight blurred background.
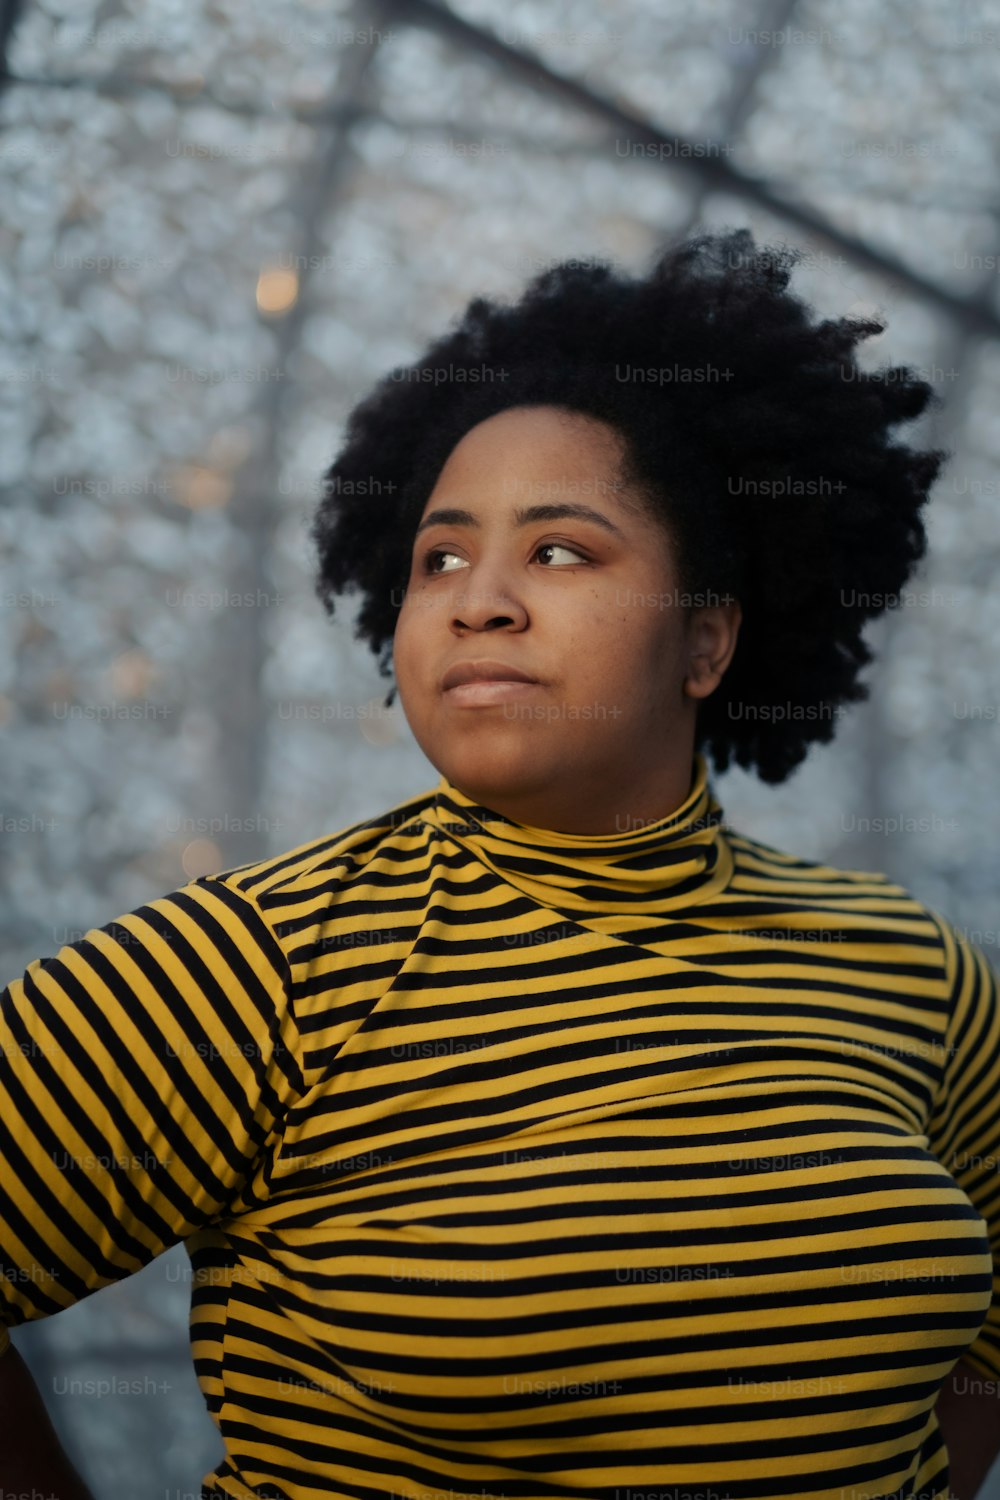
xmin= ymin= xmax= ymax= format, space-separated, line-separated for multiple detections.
xmin=2 ymin=0 xmax=999 ymax=1493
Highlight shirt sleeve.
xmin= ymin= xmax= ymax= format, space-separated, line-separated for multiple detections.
xmin=925 ymin=912 xmax=1000 ymax=1383
xmin=0 ymin=873 xmax=306 ymax=1357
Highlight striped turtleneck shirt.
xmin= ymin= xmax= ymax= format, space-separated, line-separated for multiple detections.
xmin=1 ymin=751 xmax=998 ymax=1500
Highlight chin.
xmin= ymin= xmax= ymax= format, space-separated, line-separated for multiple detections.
xmin=434 ymin=739 xmax=556 ymax=804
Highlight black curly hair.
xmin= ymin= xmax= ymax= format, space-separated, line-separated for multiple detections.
xmin=309 ymin=226 xmax=947 ymax=785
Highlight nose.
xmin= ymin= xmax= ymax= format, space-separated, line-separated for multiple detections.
xmin=450 ymin=562 xmax=528 ymax=634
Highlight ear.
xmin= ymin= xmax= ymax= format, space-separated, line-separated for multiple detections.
xmin=684 ymin=598 xmax=742 ymax=700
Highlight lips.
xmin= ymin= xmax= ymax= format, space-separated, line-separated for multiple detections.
xmin=441 ymin=659 xmax=540 ymax=691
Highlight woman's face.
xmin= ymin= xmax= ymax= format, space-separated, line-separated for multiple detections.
xmin=393 ymin=404 xmax=741 ymax=833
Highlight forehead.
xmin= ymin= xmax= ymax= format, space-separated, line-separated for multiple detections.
xmin=437 ymin=404 xmax=625 ymax=469
xmin=428 ymin=408 xmax=630 ymax=510
xmin=415 ymin=408 xmax=656 ymax=539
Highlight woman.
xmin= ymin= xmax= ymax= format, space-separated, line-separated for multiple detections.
xmin=2 ymin=229 xmax=998 ymax=1500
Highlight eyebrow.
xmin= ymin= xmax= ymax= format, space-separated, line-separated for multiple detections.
xmin=413 ymin=502 xmax=626 ymax=541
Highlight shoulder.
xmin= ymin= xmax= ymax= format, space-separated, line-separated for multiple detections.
xmin=181 ymin=788 xmax=440 ymax=974
xmin=726 ymin=823 xmax=926 ymax=903
xmin=197 ymin=786 xmax=439 ymax=899
xmin=723 ymin=825 xmax=969 ymax=986
xmin=726 ymin=824 xmax=998 ymax=1003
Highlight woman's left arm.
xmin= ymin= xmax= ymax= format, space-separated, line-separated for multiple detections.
xmin=934 ymin=1356 xmax=1000 ymax=1500
xmin=925 ymin=916 xmax=1000 ymax=1500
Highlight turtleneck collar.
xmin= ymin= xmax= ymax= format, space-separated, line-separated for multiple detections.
xmin=420 ymin=750 xmax=733 ymax=920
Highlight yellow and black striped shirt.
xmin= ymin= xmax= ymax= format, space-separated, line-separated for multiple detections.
xmin=2 ymin=751 xmax=998 ymax=1500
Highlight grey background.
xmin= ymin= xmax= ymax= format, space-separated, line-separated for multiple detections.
xmin=1 ymin=0 xmax=999 ymax=1494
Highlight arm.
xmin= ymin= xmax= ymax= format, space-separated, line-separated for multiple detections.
xmin=926 ymin=916 xmax=1000 ymax=1500
xmin=0 ymin=875 xmax=305 ymax=1474
xmin=0 ymin=1340 xmax=97 ymax=1500
xmin=934 ymin=1356 xmax=1000 ymax=1500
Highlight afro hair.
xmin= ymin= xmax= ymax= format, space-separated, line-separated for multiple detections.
xmin=309 ymin=226 xmax=947 ymax=785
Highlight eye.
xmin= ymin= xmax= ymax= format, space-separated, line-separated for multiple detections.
xmin=535 ymin=542 xmax=588 ymax=566
xmin=420 ymin=540 xmax=589 ymax=574
xmin=422 ymin=548 xmax=467 ymax=574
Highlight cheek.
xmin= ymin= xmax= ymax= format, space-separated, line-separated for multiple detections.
xmin=391 ymin=613 xmax=418 ymax=687
xmin=596 ymin=603 xmax=676 ymax=680
xmin=393 ymin=605 xmax=440 ymax=710
xmin=394 ymin=589 xmax=425 ymax=644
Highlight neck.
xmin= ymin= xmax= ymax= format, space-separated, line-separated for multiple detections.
xmin=438 ymin=750 xmax=700 ymax=836
xmin=421 ymin=748 xmax=733 ymax=922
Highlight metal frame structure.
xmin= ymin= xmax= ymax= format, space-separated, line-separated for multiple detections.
xmin=2 ymin=0 xmax=997 ymax=872
xmin=3 ymin=0 xmax=998 ymax=335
